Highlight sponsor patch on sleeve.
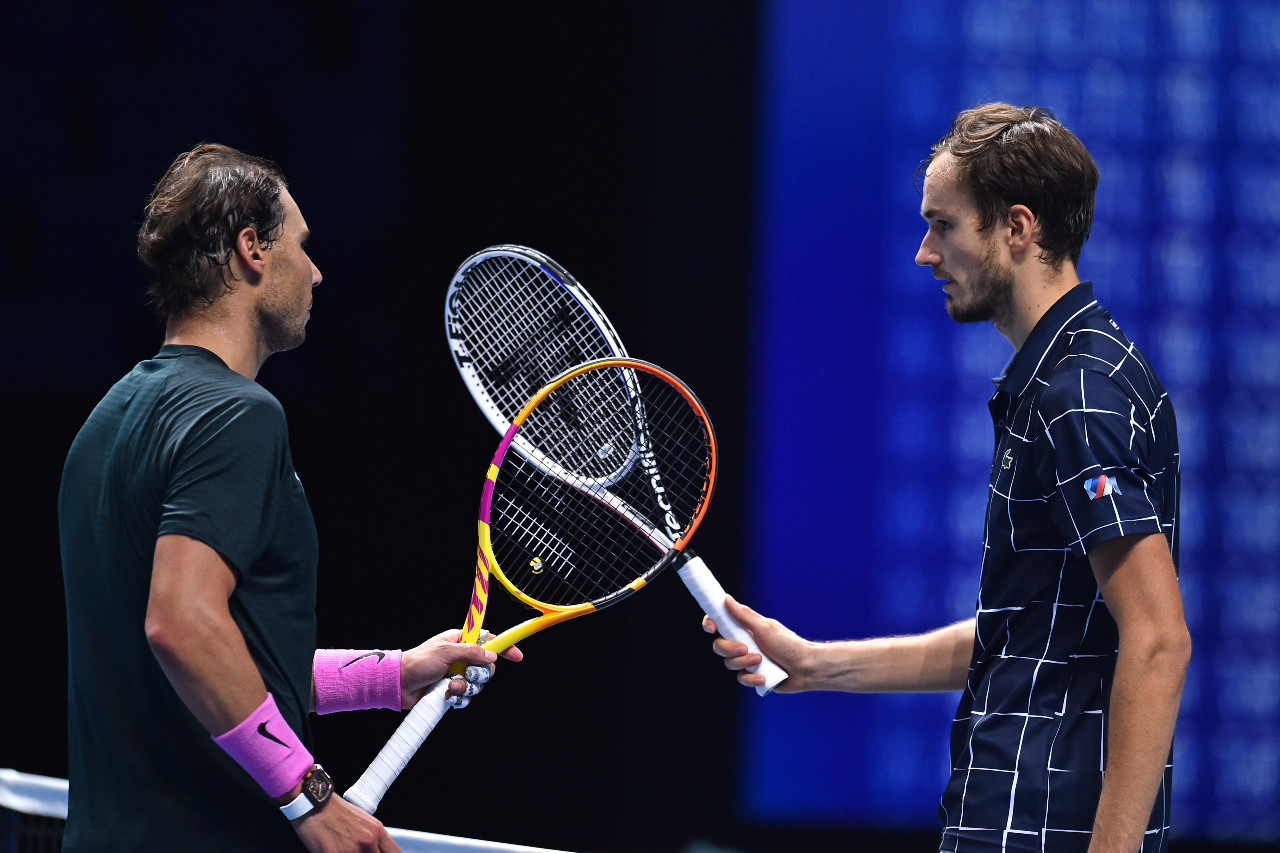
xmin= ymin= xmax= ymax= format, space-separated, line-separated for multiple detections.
xmin=1083 ymin=474 xmax=1120 ymax=500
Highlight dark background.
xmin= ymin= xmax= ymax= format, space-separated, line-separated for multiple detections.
xmin=1 ymin=4 xmax=1270 ymax=853
xmin=1 ymin=3 xmax=814 ymax=852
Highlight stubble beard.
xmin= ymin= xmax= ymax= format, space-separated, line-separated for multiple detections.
xmin=945 ymin=238 xmax=1015 ymax=329
xmin=255 ymin=294 xmax=308 ymax=356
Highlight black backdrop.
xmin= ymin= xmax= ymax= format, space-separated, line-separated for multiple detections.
xmin=0 ymin=4 xmax=865 ymax=852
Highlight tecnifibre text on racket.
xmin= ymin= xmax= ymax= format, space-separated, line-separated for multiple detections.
xmin=444 ymin=244 xmax=787 ymax=695
xmin=344 ymin=358 xmax=717 ymax=814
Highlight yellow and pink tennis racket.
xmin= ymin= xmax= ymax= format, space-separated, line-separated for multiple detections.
xmin=345 ymin=357 xmax=717 ymax=813
xmin=444 ymin=245 xmax=787 ymax=694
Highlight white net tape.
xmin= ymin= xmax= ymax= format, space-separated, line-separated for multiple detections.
xmin=0 ymin=769 xmax=574 ymax=853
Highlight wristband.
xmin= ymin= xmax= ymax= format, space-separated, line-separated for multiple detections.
xmin=212 ymin=693 xmax=314 ymax=798
xmin=313 ymin=648 xmax=403 ymax=714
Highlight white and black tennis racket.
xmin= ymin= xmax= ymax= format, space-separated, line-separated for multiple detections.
xmin=444 ymin=245 xmax=787 ymax=695
xmin=345 ymin=358 xmax=718 ymax=813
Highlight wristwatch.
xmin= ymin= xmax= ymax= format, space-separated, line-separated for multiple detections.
xmin=280 ymin=764 xmax=334 ymax=820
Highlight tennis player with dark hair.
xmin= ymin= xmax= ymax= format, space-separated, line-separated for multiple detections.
xmin=59 ymin=143 xmax=521 ymax=853
xmin=706 ymin=104 xmax=1189 ymax=852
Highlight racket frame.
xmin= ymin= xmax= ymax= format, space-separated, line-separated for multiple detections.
xmin=442 ymin=245 xmax=787 ymax=697
xmin=446 ymin=245 xmax=628 ymax=437
xmin=345 ymin=357 xmax=716 ymax=814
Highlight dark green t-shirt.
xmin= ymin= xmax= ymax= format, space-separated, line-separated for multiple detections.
xmin=59 ymin=345 xmax=318 ymax=852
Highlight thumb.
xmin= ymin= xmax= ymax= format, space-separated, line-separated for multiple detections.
xmin=724 ymin=595 xmax=763 ymax=627
xmin=462 ymin=643 xmax=499 ymax=666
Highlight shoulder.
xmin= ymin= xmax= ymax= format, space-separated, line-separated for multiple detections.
xmin=1036 ymin=366 xmax=1136 ymax=425
xmin=1059 ymin=309 xmax=1138 ymax=374
xmin=1044 ymin=309 xmax=1167 ymax=421
xmin=159 ymin=357 xmax=288 ymax=437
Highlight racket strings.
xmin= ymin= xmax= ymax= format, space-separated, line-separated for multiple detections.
xmin=490 ymin=462 xmax=661 ymax=606
xmin=598 ymin=373 xmax=715 ymax=536
xmin=519 ymin=366 xmax=637 ymax=484
xmin=455 ymin=255 xmax=620 ymax=422
xmin=488 ymin=367 xmax=714 ymax=610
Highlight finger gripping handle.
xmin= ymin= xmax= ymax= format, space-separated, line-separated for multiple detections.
xmin=344 ymin=678 xmax=453 ymax=813
xmin=677 ymin=555 xmax=789 ymax=696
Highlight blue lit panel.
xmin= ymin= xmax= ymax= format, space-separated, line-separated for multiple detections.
xmin=746 ymin=0 xmax=1280 ymax=840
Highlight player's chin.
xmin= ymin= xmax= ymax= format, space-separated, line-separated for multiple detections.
xmin=944 ymin=294 xmax=986 ymax=325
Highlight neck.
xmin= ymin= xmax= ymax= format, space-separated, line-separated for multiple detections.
xmin=165 ymin=311 xmax=266 ymax=379
xmin=996 ymin=261 xmax=1081 ymax=350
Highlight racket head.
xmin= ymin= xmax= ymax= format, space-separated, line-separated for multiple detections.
xmin=476 ymin=357 xmax=718 ymax=650
xmin=445 ymin=245 xmax=627 ymax=437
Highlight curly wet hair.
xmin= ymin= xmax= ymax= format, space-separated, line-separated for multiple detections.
xmin=137 ymin=143 xmax=288 ymax=322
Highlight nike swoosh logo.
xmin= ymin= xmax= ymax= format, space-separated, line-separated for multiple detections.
xmin=342 ymin=651 xmax=386 ymax=668
xmin=258 ymin=722 xmax=288 ymax=747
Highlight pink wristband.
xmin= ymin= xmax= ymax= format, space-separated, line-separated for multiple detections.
xmin=211 ymin=693 xmax=314 ymax=798
xmin=313 ymin=648 xmax=403 ymax=715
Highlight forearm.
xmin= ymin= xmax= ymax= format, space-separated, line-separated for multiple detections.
xmin=798 ymin=618 xmax=974 ymax=693
xmin=1087 ymin=532 xmax=1191 ymax=851
xmin=146 ymin=596 xmax=269 ymax=733
xmin=1089 ymin=634 xmax=1189 ymax=852
xmin=146 ymin=535 xmax=270 ymax=735
xmin=149 ymin=535 xmax=317 ymax=809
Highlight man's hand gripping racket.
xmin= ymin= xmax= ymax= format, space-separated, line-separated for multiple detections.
xmin=345 ymin=358 xmax=719 ymax=813
xmin=444 ymin=245 xmax=787 ymax=695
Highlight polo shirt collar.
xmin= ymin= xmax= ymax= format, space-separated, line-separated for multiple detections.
xmin=992 ymin=281 xmax=1099 ymax=398
xmin=154 ymin=344 xmax=233 ymax=371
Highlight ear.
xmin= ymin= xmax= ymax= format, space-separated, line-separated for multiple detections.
xmin=1005 ymin=204 xmax=1038 ymax=259
xmin=230 ymin=227 xmax=267 ymax=280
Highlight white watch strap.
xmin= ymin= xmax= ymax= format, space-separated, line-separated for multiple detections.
xmin=280 ymin=789 xmax=314 ymax=820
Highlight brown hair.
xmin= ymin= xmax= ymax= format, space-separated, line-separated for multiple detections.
xmin=921 ymin=103 xmax=1098 ymax=268
xmin=137 ymin=143 xmax=288 ymax=322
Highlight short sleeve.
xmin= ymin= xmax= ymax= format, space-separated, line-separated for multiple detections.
xmin=157 ymin=392 xmax=290 ymax=575
xmin=1037 ymin=369 xmax=1164 ymax=557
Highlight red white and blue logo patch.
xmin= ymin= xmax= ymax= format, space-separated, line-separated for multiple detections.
xmin=1084 ymin=475 xmax=1120 ymax=500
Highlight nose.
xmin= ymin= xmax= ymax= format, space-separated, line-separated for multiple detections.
xmin=311 ymin=262 xmax=322 ymax=287
xmin=915 ymin=233 xmax=938 ymax=267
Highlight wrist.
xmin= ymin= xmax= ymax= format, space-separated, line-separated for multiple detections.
xmin=776 ymin=637 xmax=829 ymax=692
xmin=279 ymin=764 xmax=334 ymax=821
xmin=211 ymin=693 xmax=314 ymax=799
xmin=275 ymin=782 xmax=304 ymax=807
xmin=313 ymin=649 xmax=403 ymax=714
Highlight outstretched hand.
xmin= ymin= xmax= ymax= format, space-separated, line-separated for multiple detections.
xmin=399 ymin=629 xmax=523 ymax=709
xmin=702 ymin=596 xmax=807 ymax=693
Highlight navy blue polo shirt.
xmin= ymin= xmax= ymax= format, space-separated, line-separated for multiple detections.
xmin=939 ymin=283 xmax=1180 ymax=852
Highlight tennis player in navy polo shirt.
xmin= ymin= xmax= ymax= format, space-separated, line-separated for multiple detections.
xmin=704 ymin=103 xmax=1189 ymax=852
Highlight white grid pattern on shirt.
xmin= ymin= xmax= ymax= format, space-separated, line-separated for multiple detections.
xmin=940 ymin=294 xmax=1177 ymax=852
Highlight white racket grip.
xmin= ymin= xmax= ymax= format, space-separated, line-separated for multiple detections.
xmin=344 ymin=677 xmax=453 ymax=814
xmin=677 ymin=555 xmax=788 ymax=696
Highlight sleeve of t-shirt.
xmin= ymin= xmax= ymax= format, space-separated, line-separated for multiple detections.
xmin=1037 ymin=368 xmax=1165 ymax=557
xmin=157 ymin=392 xmax=289 ymax=577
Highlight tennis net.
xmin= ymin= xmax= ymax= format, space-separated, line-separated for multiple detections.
xmin=0 ymin=768 xmax=573 ymax=853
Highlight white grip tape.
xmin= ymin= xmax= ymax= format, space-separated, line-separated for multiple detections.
xmin=677 ymin=555 xmax=788 ymax=696
xmin=344 ymin=677 xmax=453 ymax=813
